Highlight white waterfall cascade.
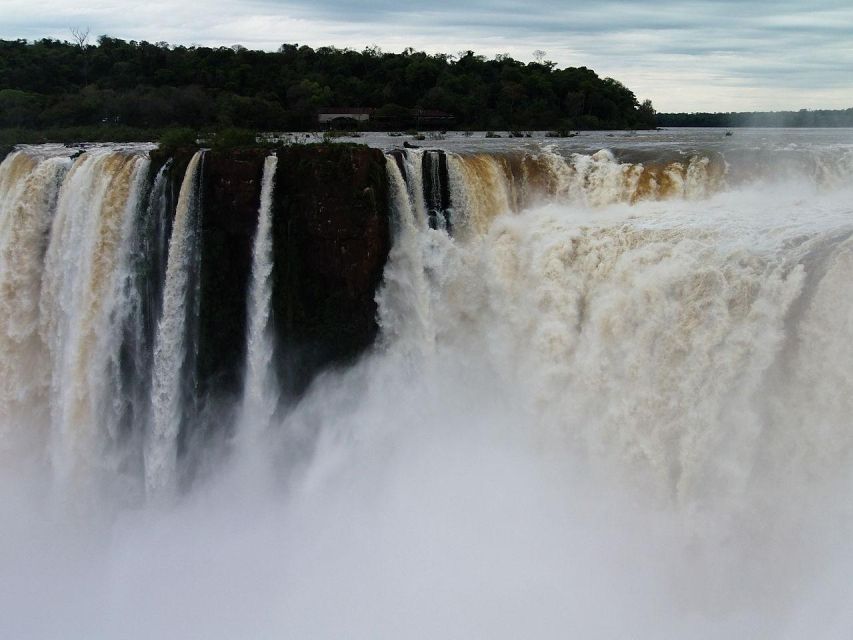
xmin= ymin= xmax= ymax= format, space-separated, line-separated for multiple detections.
xmin=0 ymin=151 xmax=71 ymax=458
xmin=38 ymin=148 xmax=149 ymax=494
xmin=385 ymin=152 xmax=853 ymax=512
xmin=147 ymin=150 xmax=204 ymax=497
xmin=235 ymin=154 xmax=279 ymax=458
xmin=377 ymin=156 xmax=439 ymax=356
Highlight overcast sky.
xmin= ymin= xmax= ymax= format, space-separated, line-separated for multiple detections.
xmin=2 ymin=0 xmax=851 ymax=112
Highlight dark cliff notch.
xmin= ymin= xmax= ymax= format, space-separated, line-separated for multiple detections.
xmin=148 ymin=146 xmax=193 ymax=189
xmin=272 ymin=144 xmax=390 ymax=396
xmin=421 ymin=150 xmax=452 ymax=231
xmin=388 ymin=149 xmax=407 ymax=180
xmin=196 ymin=149 xmax=265 ymax=400
xmin=139 ymin=144 xmax=389 ymax=415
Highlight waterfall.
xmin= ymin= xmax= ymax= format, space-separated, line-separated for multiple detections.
xmin=445 ymin=153 xmax=514 ymax=235
xmin=236 ymin=154 xmax=279 ymax=451
xmin=422 ymin=150 xmax=450 ymax=231
xmin=37 ymin=148 xmax=150 ymax=494
xmin=400 ymin=149 xmax=428 ymax=227
xmin=0 ymin=140 xmax=849 ymax=501
xmin=114 ymin=161 xmax=177 ymax=486
xmin=376 ymin=155 xmax=437 ymax=355
xmin=444 ymin=148 xmax=734 ymax=231
xmin=147 ymin=150 xmax=204 ymax=497
xmin=426 ymin=151 xmax=442 ymax=228
xmin=0 ymin=151 xmax=70 ymax=456
xmin=141 ymin=161 xmax=175 ymax=346
xmin=375 ymin=156 xmax=853 ymax=507
xmin=2 ymin=137 xmax=853 ymax=637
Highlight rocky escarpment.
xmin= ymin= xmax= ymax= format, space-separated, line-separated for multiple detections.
xmin=145 ymin=143 xmax=389 ymax=405
xmin=197 ymin=149 xmax=265 ymax=400
xmin=272 ymin=144 xmax=389 ymax=395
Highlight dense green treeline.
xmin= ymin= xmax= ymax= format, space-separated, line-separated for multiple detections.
xmin=658 ymin=109 xmax=853 ymax=127
xmin=0 ymin=36 xmax=656 ymax=133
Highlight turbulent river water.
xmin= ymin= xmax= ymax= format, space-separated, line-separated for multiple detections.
xmin=1 ymin=129 xmax=852 ymax=638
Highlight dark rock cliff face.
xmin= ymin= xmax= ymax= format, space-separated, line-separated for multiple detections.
xmin=146 ymin=144 xmax=390 ymax=405
xmin=197 ymin=149 xmax=265 ymax=399
xmin=272 ymin=144 xmax=390 ymax=396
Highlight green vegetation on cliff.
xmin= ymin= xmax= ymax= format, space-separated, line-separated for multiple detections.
xmin=0 ymin=36 xmax=656 ymax=132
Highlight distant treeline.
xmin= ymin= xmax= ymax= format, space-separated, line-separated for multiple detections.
xmin=0 ymin=36 xmax=656 ymax=134
xmin=657 ymin=109 xmax=853 ymax=128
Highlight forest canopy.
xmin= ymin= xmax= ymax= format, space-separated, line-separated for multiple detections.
xmin=0 ymin=36 xmax=657 ymax=133
xmin=657 ymin=109 xmax=853 ymax=127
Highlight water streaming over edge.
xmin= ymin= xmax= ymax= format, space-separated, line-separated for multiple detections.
xmin=147 ymin=150 xmax=204 ymax=497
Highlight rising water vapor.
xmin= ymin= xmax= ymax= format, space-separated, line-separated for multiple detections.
xmin=1 ymin=135 xmax=852 ymax=638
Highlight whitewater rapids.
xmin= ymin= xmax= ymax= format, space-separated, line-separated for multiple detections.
xmin=1 ymin=135 xmax=853 ymax=638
